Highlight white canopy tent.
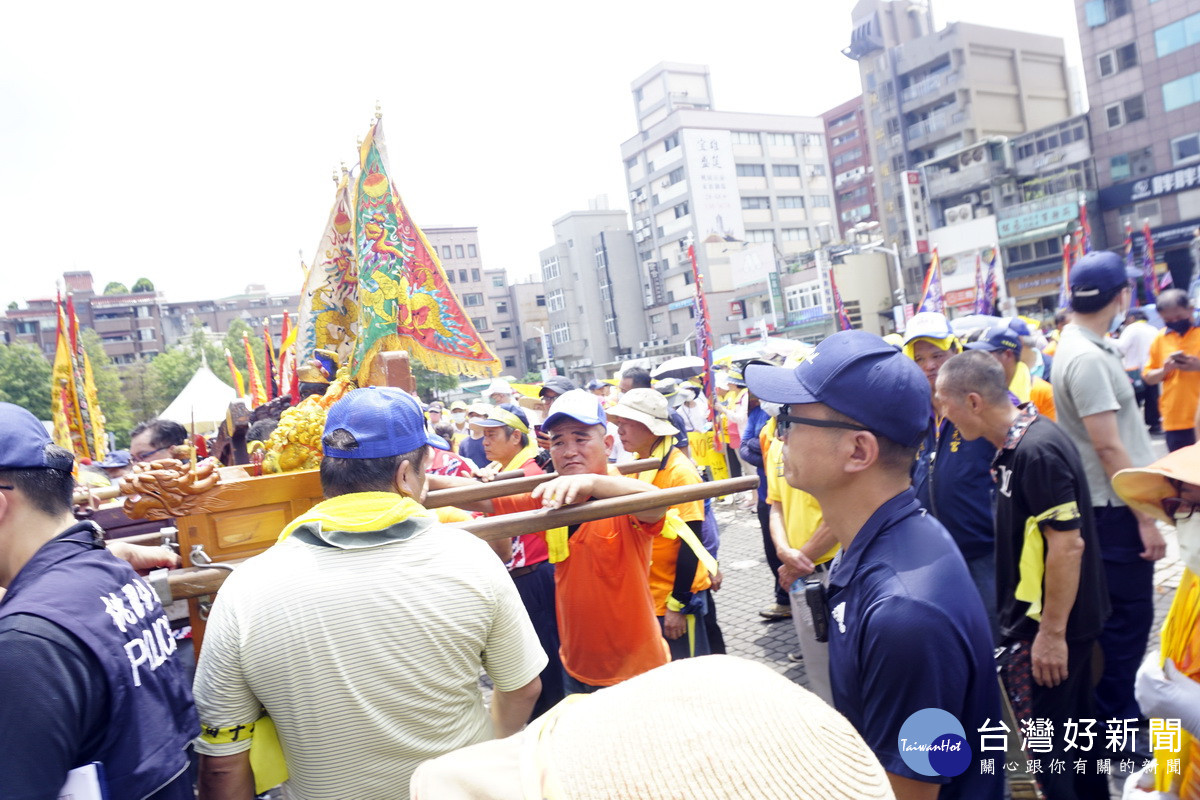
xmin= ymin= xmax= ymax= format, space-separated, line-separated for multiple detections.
xmin=159 ymin=364 xmax=237 ymax=434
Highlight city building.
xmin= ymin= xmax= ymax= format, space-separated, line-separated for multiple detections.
xmin=423 ymin=226 xmax=520 ymax=372
xmin=161 ymin=286 xmax=298 ymax=350
xmin=509 ymin=279 xmax=548 ymax=378
xmin=538 ymin=206 xmax=649 ymax=384
xmin=843 ymin=0 xmax=1074 ymax=303
xmin=619 ymin=63 xmax=838 ymax=350
xmin=822 ymin=95 xmax=880 ymax=238
xmin=1076 ymin=0 xmax=1200 ymax=284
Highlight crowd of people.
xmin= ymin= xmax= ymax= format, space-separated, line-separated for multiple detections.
xmin=2 ymin=248 xmax=1200 ymax=798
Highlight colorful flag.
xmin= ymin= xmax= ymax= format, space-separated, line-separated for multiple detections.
xmin=297 ymin=172 xmax=359 ymax=372
xmin=1079 ymin=196 xmax=1092 ymax=255
xmin=687 ymin=244 xmax=718 ymax=439
xmin=262 ymin=319 xmax=278 ymax=400
xmin=1143 ymin=220 xmax=1159 ymax=299
xmin=278 ymin=311 xmax=300 ymax=405
xmin=972 ymin=254 xmax=987 ymax=315
xmin=50 ymin=298 xmax=85 ymax=457
xmin=830 ymin=267 xmax=853 ymax=331
xmin=1057 ymin=234 xmax=1073 ymax=311
xmin=1161 ymin=270 xmax=1174 ymax=290
xmin=349 ymin=119 xmax=498 ymax=385
xmin=980 ymin=246 xmax=1000 ymax=315
xmin=225 ymin=348 xmax=246 ymax=397
xmin=917 ymin=249 xmax=945 ymax=314
xmin=243 ymin=332 xmax=267 ymax=409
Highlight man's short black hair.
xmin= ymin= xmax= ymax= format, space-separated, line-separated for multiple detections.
xmin=319 ymin=428 xmax=427 ymax=499
xmin=0 ymin=444 xmax=75 ymax=516
xmin=247 ymin=419 xmax=277 ymax=443
xmin=130 ymin=418 xmax=188 ymax=450
xmin=1054 ymin=309 xmax=1071 ymax=326
xmin=1157 ymin=288 xmax=1189 ymax=312
xmin=938 ymin=351 xmax=1010 ymax=407
xmin=1071 ymin=285 xmax=1124 ymax=315
xmin=623 ymin=366 xmax=652 ymax=389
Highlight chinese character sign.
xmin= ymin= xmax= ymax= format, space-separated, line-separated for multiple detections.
xmin=682 ymin=129 xmax=745 ymax=242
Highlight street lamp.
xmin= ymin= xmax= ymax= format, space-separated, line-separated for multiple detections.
xmin=862 ymin=240 xmax=905 ymax=308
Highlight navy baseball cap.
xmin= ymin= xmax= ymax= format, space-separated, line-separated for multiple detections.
xmin=744 ymin=330 xmax=932 ymax=447
xmin=97 ymin=450 xmax=132 ymax=469
xmin=543 ymin=389 xmax=607 ymax=431
xmin=0 ymin=403 xmax=75 ymax=471
xmin=323 ymin=387 xmax=445 ymax=459
xmin=965 ymin=323 xmax=1022 ymax=356
xmin=1070 ymin=251 xmax=1128 ymax=297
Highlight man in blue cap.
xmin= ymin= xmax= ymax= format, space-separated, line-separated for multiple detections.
xmin=0 ymin=403 xmax=198 ymax=799
xmin=1052 ymin=249 xmax=1165 ymax=734
xmin=193 ymin=387 xmax=547 ymax=798
xmin=746 ymin=331 xmax=1002 ymax=800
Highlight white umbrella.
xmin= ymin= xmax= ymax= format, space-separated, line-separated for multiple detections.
xmin=159 ymin=365 xmax=237 ymax=434
xmin=651 ymin=355 xmax=705 ymax=381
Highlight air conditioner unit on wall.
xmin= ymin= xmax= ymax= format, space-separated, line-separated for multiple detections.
xmin=945 ymin=203 xmax=974 ymax=225
xmin=980 ymin=188 xmax=993 ymax=205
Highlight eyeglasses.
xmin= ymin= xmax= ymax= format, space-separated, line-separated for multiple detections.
xmin=776 ymin=413 xmax=870 ymax=438
xmin=132 ymin=446 xmax=169 ymax=462
xmin=1162 ymin=479 xmax=1199 ymax=520
xmin=0 ymin=485 xmax=12 ymax=491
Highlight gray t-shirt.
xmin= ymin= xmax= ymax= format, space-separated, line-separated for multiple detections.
xmin=1052 ymin=323 xmax=1155 ymax=506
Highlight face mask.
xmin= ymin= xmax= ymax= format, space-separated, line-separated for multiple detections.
xmin=1167 ymin=318 xmax=1193 ymax=335
xmin=1175 ymin=516 xmax=1200 ymax=576
xmin=451 ymin=412 xmax=466 ymax=424
xmin=1109 ymin=304 xmax=1127 ymax=335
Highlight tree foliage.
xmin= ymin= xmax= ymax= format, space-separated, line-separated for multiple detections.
xmin=137 ymin=324 xmax=234 ymax=420
xmin=131 ymin=278 xmax=155 ymax=293
xmin=0 ymin=341 xmax=52 ymax=420
xmin=412 ymin=363 xmax=459 ymax=400
xmin=103 ymin=282 xmax=129 ymax=295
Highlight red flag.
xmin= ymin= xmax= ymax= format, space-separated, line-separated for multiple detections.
xmin=262 ymin=319 xmax=278 ymax=400
xmin=243 ymin=333 xmax=266 ymax=408
xmin=225 ymin=348 xmax=245 ymax=397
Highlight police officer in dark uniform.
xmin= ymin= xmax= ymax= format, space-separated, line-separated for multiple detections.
xmin=0 ymin=403 xmax=198 ymax=799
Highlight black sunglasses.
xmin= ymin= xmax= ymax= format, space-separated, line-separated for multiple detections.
xmin=1162 ymin=479 xmax=1198 ymax=520
xmin=776 ymin=410 xmax=870 ymax=438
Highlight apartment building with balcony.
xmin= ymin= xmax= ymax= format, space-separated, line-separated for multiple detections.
xmin=509 ymin=279 xmax=548 ymax=378
xmin=1077 ymin=0 xmax=1200 ymax=285
xmin=843 ymin=0 xmax=1073 ymax=298
xmin=619 ymin=63 xmax=837 ymax=352
xmin=822 ymin=95 xmax=879 ymax=238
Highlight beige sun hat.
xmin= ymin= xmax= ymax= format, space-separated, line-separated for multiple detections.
xmin=410 ymin=655 xmax=894 ymax=800
xmin=605 ymin=387 xmax=679 ymax=437
xmin=1112 ymin=444 xmax=1200 ymax=525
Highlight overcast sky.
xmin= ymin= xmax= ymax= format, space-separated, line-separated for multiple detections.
xmin=0 ymin=0 xmax=1081 ymax=310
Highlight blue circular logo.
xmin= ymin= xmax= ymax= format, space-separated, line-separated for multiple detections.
xmin=897 ymin=708 xmax=971 ymax=777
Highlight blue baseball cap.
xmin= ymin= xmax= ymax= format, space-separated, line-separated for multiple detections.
xmin=1070 ymin=250 xmax=1128 ymax=297
xmin=744 ymin=330 xmax=932 ymax=447
xmin=0 ymin=403 xmax=75 ymax=471
xmin=323 ymin=387 xmax=445 ymax=459
xmin=965 ymin=323 xmax=1023 ymax=356
xmin=97 ymin=450 xmax=132 ymax=469
xmin=543 ymin=389 xmax=607 ymax=431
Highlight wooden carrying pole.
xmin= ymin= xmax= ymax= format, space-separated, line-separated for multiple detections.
xmin=423 ymin=458 xmax=660 ymax=509
xmin=163 ymin=475 xmax=757 ymax=601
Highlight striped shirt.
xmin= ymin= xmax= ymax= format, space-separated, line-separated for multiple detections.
xmin=192 ymin=522 xmax=546 ymax=799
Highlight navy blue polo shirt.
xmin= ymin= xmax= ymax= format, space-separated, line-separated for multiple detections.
xmin=827 ymin=489 xmax=1003 ymax=800
xmin=912 ymin=417 xmax=996 ymax=561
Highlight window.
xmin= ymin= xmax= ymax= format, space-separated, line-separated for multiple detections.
xmin=547 ymin=289 xmax=565 ymax=312
xmin=885 ymin=117 xmax=901 ymax=136
xmin=605 ymin=318 xmax=616 ymax=335
xmin=455 ymin=245 xmax=464 ymax=258
xmin=542 ymin=258 xmax=560 ymax=280
xmin=671 ymin=322 xmax=680 ymax=335
xmin=650 ymin=313 xmax=664 ymax=324
xmin=745 ymin=229 xmax=776 ymax=243
xmin=468 ymin=244 xmax=478 ymax=258
xmin=784 ymin=283 xmax=823 ymax=313
xmin=552 ymin=323 xmax=570 ymax=345
xmin=773 ymin=164 xmax=801 ymax=178
xmin=492 ymin=274 xmax=505 ymax=288
xmin=811 ymin=196 xmax=832 ymax=207
xmin=496 ymin=301 xmax=508 ymax=315
xmin=781 ymin=228 xmax=810 ymax=242
xmin=459 ymin=269 xmax=468 ymax=282
xmin=463 ymin=293 xmax=483 ymax=307
xmin=731 ymin=131 xmax=759 ymax=145
xmin=1110 ymin=154 xmax=1130 ymax=181
xmin=741 ymin=196 xmax=770 ymax=209
xmin=674 ymin=202 xmax=689 ymax=218
xmin=666 ymin=167 xmax=684 ymax=185
xmin=683 ymin=271 xmax=693 ymax=285
xmin=831 ymin=130 xmax=859 ymax=147
xmin=536 ymin=294 xmax=546 ymax=307
xmin=832 ymin=149 xmax=863 ymax=168
xmin=664 ymin=134 xmax=679 ymax=151
xmin=802 ymin=134 xmax=824 ymax=147
xmin=503 ymin=356 xmax=516 ymax=368
xmin=471 ymin=317 xmax=488 ymax=331
xmin=809 ymin=164 xmax=827 ymax=176
xmin=1156 ymin=13 xmax=1200 ymax=58
xmin=1086 ymin=0 xmax=1128 ymax=27
xmin=442 ymin=245 xmax=452 ymax=259
xmin=499 ymin=326 xmax=512 ymax=340
xmin=447 ymin=270 xmax=455 ymax=283
xmin=829 ymin=112 xmax=855 ymax=129
xmin=1164 ymin=72 xmax=1200 ymax=112
xmin=471 ymin=269 xmax=480 ymax=281
xmin=768 ymin=133 xmax=794 ymax=147
xmin=736 ymin=164 xmax=766 ymax=177
xmin=778 ymin=196 xmax=805 ymax=209
xmin=1172 ymin=134 xmax=1200 ymax=165
xmin=1105 ymin=95 xmax=1146 ymax=128
xmin=1099 ymin=43 xmax=1138 ymax=76
xmin=625 ymin=157 xmax=638 ymax=171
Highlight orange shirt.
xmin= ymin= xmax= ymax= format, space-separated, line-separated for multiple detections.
xmin=1030 ymin=377 xmax=1056 ymax=422
xmin=1144 ymin=327 xmax=1200 ymax=431
xmin=492 ymin=491 xmax=667 ymax=687
xmin=642 ymin=448 xmax=711 ymax=615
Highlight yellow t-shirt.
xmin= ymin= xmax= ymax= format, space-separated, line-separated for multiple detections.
xmin=765 ymin=437 xmax=838 ymax=565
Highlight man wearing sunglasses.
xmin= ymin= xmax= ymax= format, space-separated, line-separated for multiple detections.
xmin=936 ymin=351 xmax=1111 ymax=800
xmin=129 ymin=418 xmax=188 ymax=464
xmin=747 ymin=331 xmax=1002 ymax=800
